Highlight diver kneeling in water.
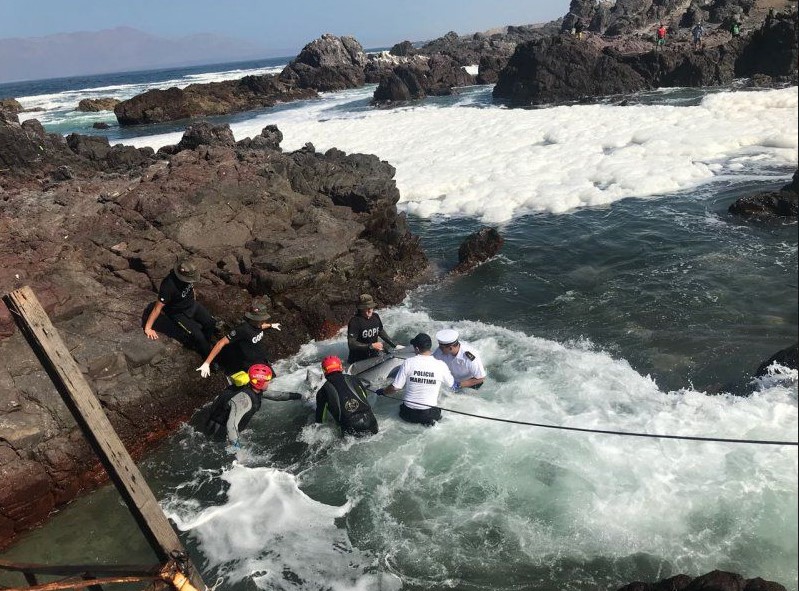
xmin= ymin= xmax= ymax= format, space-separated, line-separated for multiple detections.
xmin=316 ymin=356 xmax=378 ymax=437
xmin=205 ymin=364 xmax=301 ymax=448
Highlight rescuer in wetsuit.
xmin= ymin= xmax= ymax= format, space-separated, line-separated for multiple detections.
xmin=205 ymin=364 xmax=301 ymax=447
xmin=347 ymin=293 xmax=397 ymax=364
xmin=315 ymin=355 xmax=378 ymax=437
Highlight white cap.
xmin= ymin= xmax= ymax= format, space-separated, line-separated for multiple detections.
xmin=436 ymin=328 xmax=459 ymax=346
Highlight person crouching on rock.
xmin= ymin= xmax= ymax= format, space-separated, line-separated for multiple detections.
xmin=196 ymin=299 xmax=281 ymax=385
xmin=143 ymin=257 xmax=217 ymax=358
xmin=376 ymin=333 xmax=454 ymax=427
xmin=347 ymin=293 xmax=397 ymax=364
xmin=205 ymin=364 xmax=301 ymax=448
xmin=315 ymin=355 xmax=378 ymax=437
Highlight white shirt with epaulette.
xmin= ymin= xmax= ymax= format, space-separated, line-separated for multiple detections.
xmin=433 ymin=341 xmax=487 ymax=382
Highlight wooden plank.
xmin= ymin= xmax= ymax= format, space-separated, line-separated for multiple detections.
xmin=2 ymin=287 xmax=205 ymax=590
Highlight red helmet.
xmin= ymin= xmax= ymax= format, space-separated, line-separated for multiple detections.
xmin=321 ymin=355 xmax=344 ymax=375
xmin=248 ymin=364 xmax=273 ymax=390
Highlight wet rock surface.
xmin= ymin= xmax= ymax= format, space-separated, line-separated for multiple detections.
xmin=453 ymin=228 xmax=504 ymax=274
xmin=616 ymin=569 xmax=787 ymax=591
xmin=728 ymin=168 xmax=799 ymax=220
xmin=0 ymin=117 xmax=429 ymax=548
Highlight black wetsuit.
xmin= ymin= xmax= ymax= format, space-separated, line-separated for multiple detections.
xmin=158 ymin=271 xmax=215 ymax=357
xmin=347 ymin=312 xmax=396 ymax=363
xmin=218 ymin=320 xmax=273 ymax=376
xmin=315 ymin=372 xmax=378 ymax=437
xmin=205 ymin=384 xmax=299 ymax=442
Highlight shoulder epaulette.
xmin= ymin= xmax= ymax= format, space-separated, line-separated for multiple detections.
xmin=465 ymin=351 xmax=475 ymax=361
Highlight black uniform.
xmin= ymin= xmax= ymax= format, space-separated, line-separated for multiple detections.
xmin=315 ymin=372 xmax=378 ymax=437
xmin=158 ymin=271 xmax=215 ymax=357
xmin=218 ymin=321 xmax=273 ymax=375
xmin=347 ymin=312 xmax=396 ymax=363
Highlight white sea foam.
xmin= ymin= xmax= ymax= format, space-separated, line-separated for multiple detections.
xmin=165 ymin=303 xmax=798 ymax=590
xmin=126 ymin=86 xmax=798 ymax=223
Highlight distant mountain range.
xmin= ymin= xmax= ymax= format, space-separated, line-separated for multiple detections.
xmin=0 ymin=26 xmax=279 ymax=83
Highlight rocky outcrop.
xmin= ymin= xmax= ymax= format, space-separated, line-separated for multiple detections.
xmin=0 ymin=117 xmax=429 ymax=548
xmin=453 ymin=228 xmax=504 ymax=274
xmin=114 ymin=75 xmax=316 ymax=125
xmin=278 ymin=34 xmax=367 ymax=92
xmin=0 ymin=98 xmax=22 ymax=114
xmin=76 ymin=97 xmax=120 ymax=112
xmin=493 ymin=36 xmax=649 ymax=105
xmin=735 ymin=9 xmax=799 ymax=78
xmin=756 ymin=342 xmax=799 ymax=376
xmin=564 ymin=0 xmax=759 ymax=35
xmin=494 ymin=9 xmax=797 ymax=105
xmin=728 ymin=169 xmax=799 ymax=219
xmin=617 ymin=569 xmax=787 ymax=591
xmin=373 ymin=54 xmax=475 ymax=104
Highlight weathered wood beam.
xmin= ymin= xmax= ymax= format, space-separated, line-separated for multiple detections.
xmin=2 ymin=286 xmax=205 ymax=590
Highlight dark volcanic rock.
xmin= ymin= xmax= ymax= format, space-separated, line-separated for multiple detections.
xmin=735 ymin=10 xmax=799 ymax=78
xmin=728 ymin=169 xmax=799 ymax=220
xmin=0 ymin=117 xmax=429 ymax=548
xmin=0 ymin=98 xmax=23 ymax=114
xmin=390 ymin=40 xmax=415 ymax=56
xmin=92 ymin=122 xmax=111 ymax=129
xmin=77 ymin=97 xmax=120 ymax=112
xmin=114 ymin=76 xmax=316 ymax=125
xmin=373 ymin=54 xmax=475 ymax=104
xmin=279 ymin=34 xmax=367 ymax=91
xmin=494 ymin=36 xmax=648 ymax=105
xmin=494 ymin=8 xmax=797 ymax=106
xmin=616 ymin=570 xmax=786 ymax=591
xmin=756 ymin=342 xmax=799 ymax=376
xmin=453 ymin=228 xmax=504 ymax=274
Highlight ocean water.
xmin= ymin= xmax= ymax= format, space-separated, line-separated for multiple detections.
xmin=0 ymin=62 xmax=797 ymax=591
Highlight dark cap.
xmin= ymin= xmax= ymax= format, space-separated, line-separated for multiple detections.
xmin=173 ymin=258 xmax=200 ymax=283
xmin=410 ymin=333 xmax=432 ymax=351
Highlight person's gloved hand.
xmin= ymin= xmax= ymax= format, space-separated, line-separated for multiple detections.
xmin=270 ymin=323 xmax=281 ymax=331
xmin=375 ymin=388 xmax=385 ymax=397
xmin=452 ymin=381 xmax=461 ymax=392
xmin=197 ymin=363 xmax=211 ymax=378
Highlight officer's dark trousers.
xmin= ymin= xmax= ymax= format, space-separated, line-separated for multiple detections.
xmin=167 ymin=302 xmax=215 ymax=357
xmin=399 ymin=403 xmax=441 ymax=426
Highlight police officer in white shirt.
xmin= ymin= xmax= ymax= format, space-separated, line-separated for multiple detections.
xmin=433 ymin=328 xmax=487 ymax=390
xmin=379 ymin=333 xmax=454 ymax=426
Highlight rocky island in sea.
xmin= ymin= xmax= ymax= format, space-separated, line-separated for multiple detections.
xmin=0 ymin=0 xmax=797 ymax=588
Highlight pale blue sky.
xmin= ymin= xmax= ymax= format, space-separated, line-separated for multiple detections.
xmin=2 ymin=1 xmax=570 ymax=54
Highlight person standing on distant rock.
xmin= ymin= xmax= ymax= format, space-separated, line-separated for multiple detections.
xmin=730 ymin=19 xmax=741 ymax=37
xmin=204 ymin=364 xmax=302 ymax=448
xmin=656 ymin=23 xmax=667 ymax=49
xmin=347 ymin=294 xmax=397 ymax=364
xmin=315 ymin=356 xmax=378 ymax=437
xmin=692 ymin=22 xmax=705 ymax=50
xmin=433 ymin=329 xmax=487 ymax=391
xmin=377 ymin=333 xmax=454 ymax=426
xmin=574 ymin=19 xmax=585 ymax=40
xmin=143 ymin=258 xmax=217 ymax=357
xmin=196 ymin=299 xmax=282 ymax=384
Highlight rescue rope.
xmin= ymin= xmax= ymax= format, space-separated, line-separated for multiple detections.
xmin=372 ymin=391 xmax=799 ymax=447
